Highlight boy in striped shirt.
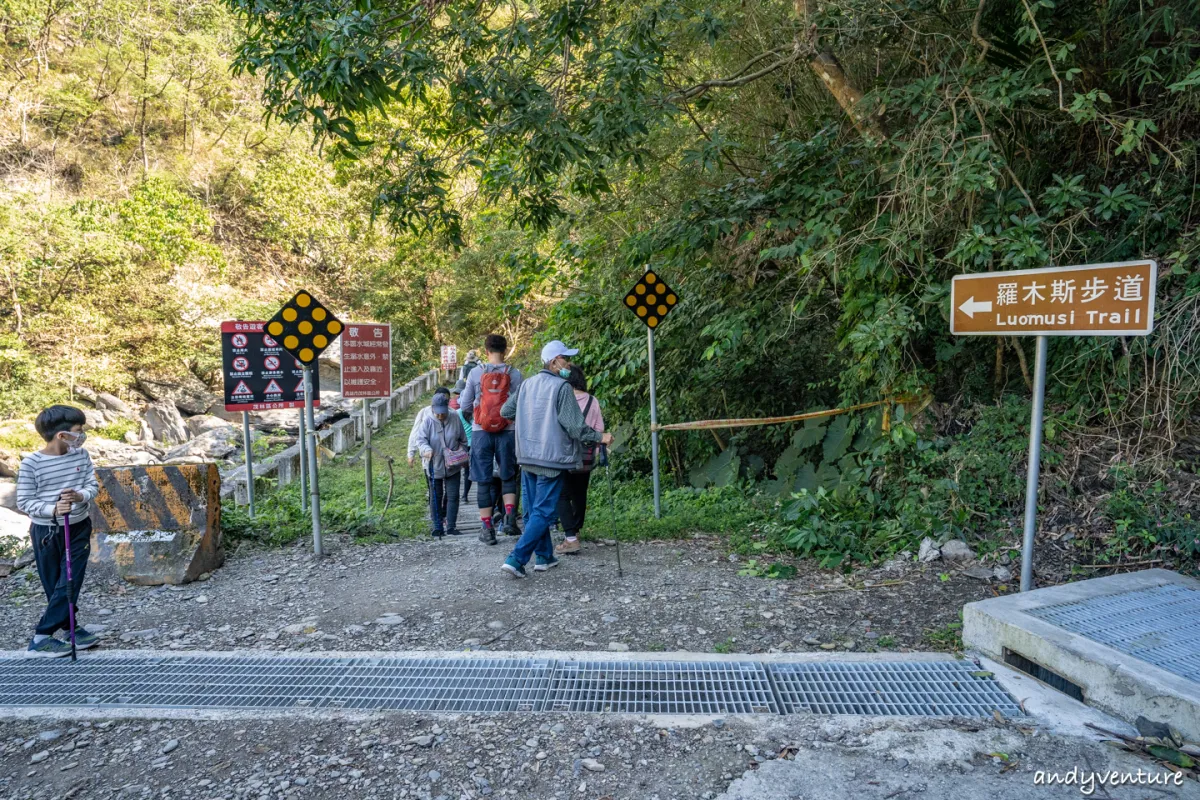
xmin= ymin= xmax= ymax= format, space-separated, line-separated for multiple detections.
xmin=16 ymin=405 xmax=101 ymax=658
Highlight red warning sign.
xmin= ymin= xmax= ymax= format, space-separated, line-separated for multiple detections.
xmin=221 ymin=321 xmax=319 ymax=412
xmin=341 ymin=323 xmax=392 ymax=399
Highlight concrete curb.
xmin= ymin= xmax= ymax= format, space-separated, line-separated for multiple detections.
xmin=963 ymin=568 xmax=1200 ymax=740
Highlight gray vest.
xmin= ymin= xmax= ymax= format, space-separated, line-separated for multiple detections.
xmin=515 ymin=371 xmax=581 ymax=471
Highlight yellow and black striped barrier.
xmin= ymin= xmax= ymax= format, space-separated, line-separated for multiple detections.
xmin=89 ymin=464 xmax=224 ymax=585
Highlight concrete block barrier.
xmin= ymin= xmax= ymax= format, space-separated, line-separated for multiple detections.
xmin=90 ymin=464 xmax=223 ymax=585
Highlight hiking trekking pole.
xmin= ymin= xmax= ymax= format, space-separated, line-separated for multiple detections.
xmin=604 ymin=446 xmax=622 ymax=578
xmin=61 ymin=504 xmax=77 ymax=661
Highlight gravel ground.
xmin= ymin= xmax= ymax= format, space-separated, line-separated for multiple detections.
xmin=4 ymin=711 xmax=1194 ymax=800
xmin=0 ymin=535 xmax=995 ymax=655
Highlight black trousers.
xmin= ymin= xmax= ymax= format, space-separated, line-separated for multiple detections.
xmin=556 ymin=471 xmax=592 ymax=537
xmin=31 ymin=518 xmax=92 ymax=636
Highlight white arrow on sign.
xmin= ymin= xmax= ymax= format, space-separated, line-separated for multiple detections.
xmin=958 ymin=297 xmax=993 ymax=318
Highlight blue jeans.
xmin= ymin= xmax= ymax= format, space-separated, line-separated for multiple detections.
xmin=508 ymin=471 xmax=565 ymax=566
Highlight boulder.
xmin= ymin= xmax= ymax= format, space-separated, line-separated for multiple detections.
xmin=84 ymin=438 xmax=158 ymax=467
xmin=0 ymin=505 xmax=29 ymax=546
xmin=82 ymin=408 xmax=106 ymax=430
xmin=918 ymin=537 xmax=940 ymax=563
xmin=123 ymin=431 xmax=140 ymax=445
xmin=73 ymin=386 xmax=98 ymax=405
xmin=95 ymin=393 xmax=132 ymax=415
xmin=185 ymin=414 xmax=232 ymax=438
xmin=940 ymin=539 xmax=976 ymax=563
xmin=0 ymin=479 xmax=15 ymax=510
xmin=144 ymin=402 xmax=188 ymax=444
xmin=0 ymin=452 xmax=17 ymax=479
xmin=164 ymin=427 xmax=240 ymax=463
xmin=138 ymin=371 xmax=219 ymax=416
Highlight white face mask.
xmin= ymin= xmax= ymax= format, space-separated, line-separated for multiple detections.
xmin=61 ymin=431 xmax=87 ymax=453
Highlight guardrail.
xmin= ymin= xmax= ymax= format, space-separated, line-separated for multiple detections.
xmin=220 ymin=369 xmax=439 ymax=505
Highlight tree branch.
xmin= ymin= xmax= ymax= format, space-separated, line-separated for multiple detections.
xmin=670 ymin=48 xmax=805 ymax=102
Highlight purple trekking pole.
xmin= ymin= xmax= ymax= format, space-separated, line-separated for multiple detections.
xmin=62 ymin=505 xmax=77 ymax=662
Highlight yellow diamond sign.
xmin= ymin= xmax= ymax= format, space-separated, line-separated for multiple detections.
xmin=623 ymin=271 xmax=679 ymax=329
xmin=265 ymin=290 xmax=343 ymax=366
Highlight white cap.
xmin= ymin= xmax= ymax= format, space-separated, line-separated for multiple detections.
xmin=540 ymin=340 xmax=579 ymax=364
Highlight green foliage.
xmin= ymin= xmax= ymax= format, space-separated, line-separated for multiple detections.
xmin=222 ymin=406 xmax=434 ymax=547
xmin=584 ymin=478 xmax=771 ymax=541
xmin=924 ymin=618 xmax=964 ymax=653
xmin=94 ymin=418 xmax=139 ymax=443
xmin=778 ymin=399 xmax=1056 ymax=566
xmin=1099 ymin=466 xmax=1200 ymax=563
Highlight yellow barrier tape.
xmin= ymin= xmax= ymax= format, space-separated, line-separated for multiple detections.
xmin=650 ymin=394 xmax=930 ymax=433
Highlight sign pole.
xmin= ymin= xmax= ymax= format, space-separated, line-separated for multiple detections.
xmin=1020 ymin=335 xmax=1049 ymax=592
xmin=242 ymin=412 xmax=255 ymax=518
xmin=297 ymin=410 xmax=308 ymax=513
xmin=647 ymin=327 xmax=662 ymax=519
xmin=304 ymin=367 xmax=323 ymax=556
xmin=363 ymin=399 xmax=374 ymax=511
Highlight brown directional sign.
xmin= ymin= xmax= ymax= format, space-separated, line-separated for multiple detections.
xmin=265 ymin=290 xmax=344 ymax=366
xmin=951 ymin=260 xmax=1156 ymax=336
xmin=623 ymin=271 xmax=679 ymax=329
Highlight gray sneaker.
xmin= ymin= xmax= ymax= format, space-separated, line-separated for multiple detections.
xmin=26 ymin=637 xmax=71 ymax=659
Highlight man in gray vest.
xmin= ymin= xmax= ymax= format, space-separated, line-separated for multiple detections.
xmin=498 ymin=340 xmax=614 ymax=578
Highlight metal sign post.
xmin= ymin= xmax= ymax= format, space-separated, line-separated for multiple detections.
xmin=298 ymin=409 xmax=308 ymax=514
xmin=647 ymin=327 xmax=662 ymax=519
xmin=363 ymin=399 xmax=374 ymax=511
xmin=1020 ymin=336 xmax=1049 ymax=592
xmin=264 ymin=290 xmax=344 ymax=557
xmin=303 ymin=367 xmax=322 ymax=556
xmin=951 ymin=260 xmax=1156 ymax=591
xmin=623 ymin=270 xmax=680 ymax=520
xmin=242 ymin=412 xmax=255 ymax=518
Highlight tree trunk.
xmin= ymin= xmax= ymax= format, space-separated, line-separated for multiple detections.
xmin=794 ymin=0 xmax=885 ymax=141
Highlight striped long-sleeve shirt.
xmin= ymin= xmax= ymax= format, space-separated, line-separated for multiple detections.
xmin=16 ymin=449 xmax=100 ymax=526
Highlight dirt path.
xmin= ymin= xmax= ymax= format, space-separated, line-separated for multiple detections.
xmin=1 ymin=531 xmax=991 ymax=655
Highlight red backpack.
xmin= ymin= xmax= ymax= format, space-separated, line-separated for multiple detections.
xmin=475 ymin=367 xmax=512 ymax=433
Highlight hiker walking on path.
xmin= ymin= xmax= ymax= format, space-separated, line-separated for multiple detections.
xmin=554 ymin=364 xmax=604 ymax=556
xmin=408 ymin=386 xmax=452 ymax=523
xmin=459 ymin=334 xmax=523 ymax=545
xmin=415 ymin=393 xmax=469 ymax=538
xmin=499 ymin=341 xmax=613 ymax=578
xmin=16 ymin=405 xmax=102 ymax=657
xmin=459 ymin=350 xmax=481 ymax=383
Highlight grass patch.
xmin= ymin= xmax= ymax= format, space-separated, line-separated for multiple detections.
xmin=222 ymin=394 xmax=435 ymax=548
xmin=95 ymin=417 xmax=139 ymax=442
xmin=581 ymin=478 xmax=772 ymax=542
xmin=0 ymin=426 xmax=42 ymax=455
xmin=924 ymin=617 xmax=964 ymax=653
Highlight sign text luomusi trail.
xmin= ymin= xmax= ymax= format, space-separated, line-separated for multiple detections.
xmin=951 ymin=260 xmax=1156 ymax=336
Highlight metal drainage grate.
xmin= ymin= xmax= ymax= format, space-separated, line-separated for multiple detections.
xmin=0 ymin=655 xmax=1023 ymax=718
xmin=770 ymin=660 xmax=1024 ymax=718
xmin=545 ymin=661 xmax=778 ymax=715
xmin=327 ymin=658 xmax=553 ymax=712
xmin=1027 ymin=584 xmax=1200 ymax=684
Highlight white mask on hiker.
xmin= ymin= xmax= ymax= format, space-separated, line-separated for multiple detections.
xmin=61 ymin=431 xmax=87 ymax=453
